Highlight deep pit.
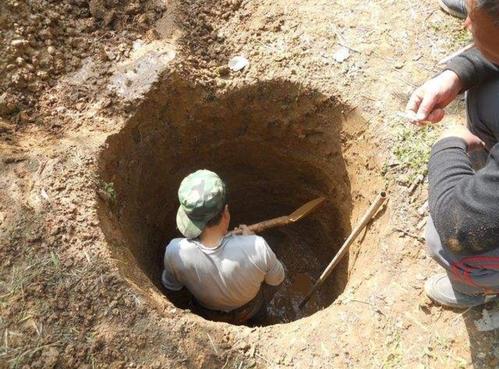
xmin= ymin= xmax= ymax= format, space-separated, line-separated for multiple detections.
xmin=98 ymin=77 xmax=361 ymax=325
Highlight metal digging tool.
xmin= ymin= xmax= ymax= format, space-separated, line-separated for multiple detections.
xmin=245 ymin=197 xmax=327 ymax=234
xmin=299 ymin=192 xmax=387 ymax=309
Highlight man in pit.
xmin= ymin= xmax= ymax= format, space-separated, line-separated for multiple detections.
xmin=406 ymin=0 xmax=499 ymax=308
xmin=161 ymin=169 xmax=285 ymax=324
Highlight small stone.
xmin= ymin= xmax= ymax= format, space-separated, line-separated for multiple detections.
xmin=11 ymin=39 xmax=28 ymax=48
xmin=18 ymin=111 xmax=31 ymax=123
xmin=228 ymin=55 xmax=249 ymax=71
xmin=36 ymin=70 xmax=49 ymax=80
xmin=216 ymin=65 xmax=230 ymax=76
xmin=333 ymin=47 xmax=350 ymax=63
xmin=0 ymin=93 xmax=17 ymax=116
xmin=144 ymin=29 xmax=160 ymax=42
xmin=40 ymin=29 xmax=53 ymax=40
xmin=47 ymin=46 xmax=56 ymax=55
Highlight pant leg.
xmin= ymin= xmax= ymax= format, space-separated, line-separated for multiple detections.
xmin=425 ymin=216 xmax=484 ymax=295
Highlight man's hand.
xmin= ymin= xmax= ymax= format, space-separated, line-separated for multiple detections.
xmin=437 ymin=126 xmax=486 ymax=152
xmin=232 ymin=224 xmax=255 ymax=236
xmin=406 ymin=70 xmax=463 ymax=124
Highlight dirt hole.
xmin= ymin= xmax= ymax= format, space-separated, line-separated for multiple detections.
xmin=98 ymin=77 xmax=359 ymax=325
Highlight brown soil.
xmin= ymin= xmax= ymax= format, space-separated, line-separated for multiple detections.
xmin=1 ymin=0 xmax=498 ymax=368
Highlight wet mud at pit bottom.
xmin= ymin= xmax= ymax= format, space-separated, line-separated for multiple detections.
xmin=255 ymin=226 xmax=342 ymax=325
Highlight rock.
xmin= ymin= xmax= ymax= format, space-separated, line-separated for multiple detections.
xmin=47 ymin=46 xmax=56 ymax=55
xmin=228 ymin=55 xmax=249 ymax=71
xmin=216 ymin=65 xmax=230 ymax=76
xmin=36 ymin=70 xmax=49 ymax=80
xmin=333 ymin=46 xmax=350 ymax=63
xmin=144 ymin=29 xmax=160 ymax=42
xmin=40 ymin=29 xmax=53 ymax=40
xmin=18 ymin=111 xmax=31 ymax=123
xmin=11 ymin=39 xmax=29 ymax=48
xmin=0 ymin=93 xmax=18 ymax=116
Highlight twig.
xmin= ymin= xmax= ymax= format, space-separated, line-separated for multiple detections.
xmin=349 ymin=299 xmax=385 ymax=315
xmin=424 ymin=9 xmax=436 ymax=22
xmin=255 ymin=353 xmax=273 ymax=365
xmin=206 ymin=333 xmax=219 ymax=356
xmin=338 ymin=42 xmax=360 ymax=54
xmin=416 ymin=218 xmax=427 ymax=231
xmin=408 ymin=175 xmax=424 ymax=196
xmin=394 ymin=227 xmax=425 ymax=243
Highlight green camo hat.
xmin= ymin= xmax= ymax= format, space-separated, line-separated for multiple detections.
xmin=176 ymin=170 xmax=227 ymax=238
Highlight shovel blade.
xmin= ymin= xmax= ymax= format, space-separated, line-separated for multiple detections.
xmin=289 ymin=197 xmax=326 ymax=222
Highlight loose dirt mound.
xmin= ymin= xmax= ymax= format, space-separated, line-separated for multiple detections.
xmin=0 ymin=0 xmax=164 ymax=127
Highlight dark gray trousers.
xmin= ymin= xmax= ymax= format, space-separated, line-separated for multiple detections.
xmin=425 ymin=78 xmax=499 ymax=295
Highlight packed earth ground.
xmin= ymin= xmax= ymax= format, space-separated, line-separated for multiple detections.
xmin=1 ymin=0 xmax=499 ymax=368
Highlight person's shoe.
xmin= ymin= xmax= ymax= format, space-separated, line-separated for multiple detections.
xmin=425 ymin=273 xmax=498 ymax=309
xmin=438 ymin=0 xmax=468 ymax=19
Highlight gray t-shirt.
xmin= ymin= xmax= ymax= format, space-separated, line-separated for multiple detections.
xmin=161 ymin=234 xmax=285 ymax=312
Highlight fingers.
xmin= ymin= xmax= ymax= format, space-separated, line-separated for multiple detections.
xmin=415 ymin=91 xmax=439 ymax=121
xmin=469 ymin=136 xmax=487 ymax=152
xmin=406 ymin=89 xmax=442 ymax=125
xmin=425 ymin=108 xmax=445 ymax=123
xmin=232 ymin=224 xmax=250 ymax=236
xmin=406 ymin=89 xmax=423 ymax=115
xmin=232 ymin=226 xmax=243 ymax=235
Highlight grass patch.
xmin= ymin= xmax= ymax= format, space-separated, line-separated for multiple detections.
xmin=391 ymin=123 xmax=441 ymax=181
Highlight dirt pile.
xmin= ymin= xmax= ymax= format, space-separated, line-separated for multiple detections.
xmin=0 ymin=0 xmax=165 ymax=127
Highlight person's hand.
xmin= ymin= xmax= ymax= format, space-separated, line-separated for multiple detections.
xmin=232 ymin=224 xmax=255 ymax=235
xmin=406 ymin=70 xmax=463 ymax=124
xmin=437 ymin=126 xmax=486 ymax=152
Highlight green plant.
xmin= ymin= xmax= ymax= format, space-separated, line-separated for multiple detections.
xmin=391 ymin=123 xmax=441 ymax=181
xmin=102 ymin=181 xmax=117 ymax=202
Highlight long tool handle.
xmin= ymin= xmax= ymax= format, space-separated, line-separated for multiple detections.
xmin=299 ymin=192 xmax=387 ymax=309
xmin=248 ymin=216 xmax=291 ymax=233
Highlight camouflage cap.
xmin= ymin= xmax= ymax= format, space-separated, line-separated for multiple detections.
xmin=176 ymin=169 xmax=227 ymax=238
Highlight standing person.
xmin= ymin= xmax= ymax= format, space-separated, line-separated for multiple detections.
xmin=161 ymin=169 xmax=285 ymax=323
xmin=406 ymin=0 xmax=499 ymax=308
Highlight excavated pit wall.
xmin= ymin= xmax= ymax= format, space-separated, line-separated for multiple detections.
xmin=98 ymin=76 xmax=362 ymax=325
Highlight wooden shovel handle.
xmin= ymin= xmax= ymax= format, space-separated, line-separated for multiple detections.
xmin=247 ymin=216 xmax=291 ymax=233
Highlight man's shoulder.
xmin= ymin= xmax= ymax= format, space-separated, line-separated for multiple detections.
xmin=226 ymin=234 xmax=268 ymax=249
xmin=165 ymin=238 xmax=197 ymax=254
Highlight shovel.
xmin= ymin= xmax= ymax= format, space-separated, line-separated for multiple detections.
xmin=299 ymin=191 xmax=387 ymax=309
xmin=240 ymin=197 xmax=326 ymax=234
